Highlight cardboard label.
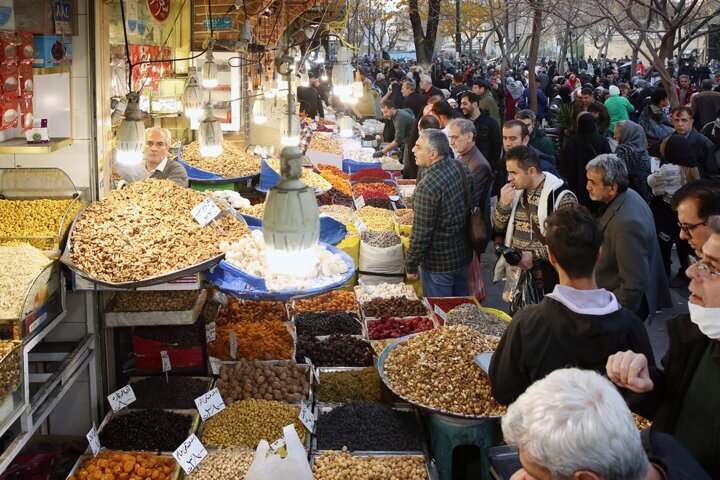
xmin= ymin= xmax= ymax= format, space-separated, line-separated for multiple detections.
xmin=86 ymin=425 xmax=101 ymax=456
xmin=299 ymin=401 xmax=315 ymax=432
xmin=433 ymin=304 xmax=448 ymax=322
xmin=173 ymin=434 xmax=208 ymax=475
xmin=205 ymin=322 xmax=216 ymax=343
xmin=161 ymin=350 xmax=171 ymax=372
xmin=229 ymin=331 xmax=237 ymax=360
xmin=354 ymin=195 xmax=365 ymax=210
xmin=107 ymin=385 xmax=136 ymax=412
xmin=353 ymin=219 xmax=366 ymax=232
xmin=191 ymin=198 xmax=221 ymax=227
xmin=209 ymin=356 xmax=222 ymax=375
xmin=305 ymin=357 xmax=320 ymax=383
xmin=194 ymin=387 xmax=226 ymax=420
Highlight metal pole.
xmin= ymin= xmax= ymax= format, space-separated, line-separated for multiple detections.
xmin=455 ymin=0 xmax=461 ymax=54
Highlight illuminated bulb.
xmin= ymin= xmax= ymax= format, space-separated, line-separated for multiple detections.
xmin=253 ymin=95 xmax=267 ymax=124
xmin=201 ymin=49 xmax=219 ymax=88
xmin=315 ymin=49 xmax=325 ymax=64
xmin=320 ymin=70 xmax=328 ymax=82
xmin=115 ymin=92 xmax=145 ymax=165
xmin=199 ymin=104 xmax=223 ymax=157
xmin=352 ymin=80 xmax=364 ymax=98
xmin=344 ymin=96 xmax=358 ymax=105
xmin=332 ymin=47 xmax=354 ymax=98
xmin=281 ymin=110 xmax=300 ymax=147
xmin=339 ymin=116 xmax=353 ymax=138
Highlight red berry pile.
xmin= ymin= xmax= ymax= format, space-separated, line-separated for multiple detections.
xmin=367 ymin=315 xmax=434 ymax=340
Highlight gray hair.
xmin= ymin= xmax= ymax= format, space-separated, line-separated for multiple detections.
xmin=515 ymin=109 xmax=536 ymax=121
xmin=502 ymin=368 xmax=649 ymax=480
xmin=419 ymin=74 xmax=432 ymax=86
xmin=448 ymin=118 xmax=476 ymax=138
xmin=146 ymin=127 xmax=171 ymax=145
xmin=708 ymin=215 xmax=720 ymax=235
xmin=586 ymin=154 xmax=629 ymax=191
xmin=376 ymin=73 xmax=384 ymax=81
xmin=404 ymin=78 xmax=416 ymax=90
xmin=419 ymin=128 xmax=451 ymax=160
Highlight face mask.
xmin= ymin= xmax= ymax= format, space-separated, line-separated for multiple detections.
xmin=688 ymin=302 xmax=720 ymax=340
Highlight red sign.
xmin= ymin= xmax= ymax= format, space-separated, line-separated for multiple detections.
xmin=147 ymin=0 xmax=171 ymax=23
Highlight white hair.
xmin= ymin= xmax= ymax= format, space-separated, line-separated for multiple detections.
xmin=146 ymin=127 xmax=171 ymax=145
xmin=502 ymin=368 xmax=649 ymax=480
xmin=586 ymin=154 xmax=630 ymax=191
xmin=420 ymin=74 xmax=432 ymax=86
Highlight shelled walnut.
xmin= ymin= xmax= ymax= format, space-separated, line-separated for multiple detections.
xmin=180 ymin=141 xmax=261 ymax=179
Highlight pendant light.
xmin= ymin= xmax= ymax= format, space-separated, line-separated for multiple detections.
xmin=199 ymin=103 xmax=223 ymax=157
xmin=253 ymin=92 xmax=267 ymax=124
xmin=116 ymin=91 xmax=145 ymax=165
xmin=201 ymin=47 xmax=219 ymax=88
xmin=332 ymin=47 xmax=353 ymax=99
xmin=339 ymin=115 xmax=353 ymax=138
xmin=183 ymin=68 xmax=204 ymax=119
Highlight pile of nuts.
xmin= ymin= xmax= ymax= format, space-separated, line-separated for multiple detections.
xmin=0 ymin=243 xmax=52 ymax=319
xmin=265 ymin=159 xmax=332 ymax=192
xmin=362 ymin=297 xmax=427 ymax=318
xmin=217 ymin=297 xmax=288 ymax=324
xmin=200 ymin=398 xmax=305 ymax=448
xmin=446 ymin=304 xmax=508 ymax=337
xmin=367 ymin=316 xmax=434 ymax=340
xmin=298 ymin=334 xmax=374 ymax=367
xmin=383 ymin=326 xmax=506 ymax=417
xmin=317 ymin=367 xmax=397 ymax=404
xmin=186 ymin=447 xmax=255 ymax=479
xmin=68 ymin=452 xmax=177 ymax=480
xmin=293 ymin=291 xmax=357 ymax=313
xmin=216 ymin=359 xmax=310 ymax=403
xmin=130 ymin=377 xmax=210 ymax=410
xmin=308 ymin=135 xmax=343 ymax=155
xmin=222 ymin=230 xmax=349 ymax=291
xmin=240 ymin=204 xmax=265 ymax=219
xmin=99 ymin=409 xmax=193 ymax=452
xmin=108 ymin=290 xmax=198 ymax=312
xmin=360 ymin=231 xmax=400 ymax=248
xmin=313 ymin=451 xmax=428 ymax=480
xmin=320 ymin=205 xmax=354 ymax=225
xmin=0 ymin=340 xmax=21 ymax=399
xmin=371 ymin=339 xmax=396 ymax=356
xmin=134 ymin=320 xmax=203 ymax=348
xmin=355 ymin=283 xmax=417 ymax=304
xmin=180 ymin=141 xmax=261 ymax=179
xmin=70 ymin=180 xmax=250 ymax=283
xmin=0 ymin=198 xmax=82 ymax=246
xmin=318 ymin=165 xmax=351 ymax=195
xmin=395 ymin=209 xmax=413 ymax=226
xmin=295 ymin=312 xmax=363 ymax=337
xmin=353 ymin=207 xmax=395 ymax=231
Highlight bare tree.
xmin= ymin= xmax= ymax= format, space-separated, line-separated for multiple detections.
xmin=408 ymin=0 xmax=442 ymax=67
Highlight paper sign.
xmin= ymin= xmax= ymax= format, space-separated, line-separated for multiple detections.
xmin=299 ymin=401 xmax=315 ymax=432
xmin=86 ymin=425 xmax=101 ymax=456
xmin=209 ymin=356 xmax=222 ymax=375
xmin=269 ymin=437 xmax=286 ymax=454
xmin=191 ymin=198 xmax=222 ymax=227
xmin=434 ymin=305 xmax=448 ymax=323
xmin=173 ymin=434 xmax=208 ymax=475
xmin=354 ymin=195 xmax=365 ymax=210
xmin=194 ymin=387 xmax=226 ymax=420
xmin=304 ymin=357 xmax=320 ymax=383
xmin=161 ymin=350 xmax=171 ymax=372
xmin=229 ymin=331 xmax=237 ymax=360
xmin=353 ymin=219 xmax=366 ymax=232
xmin=205 ymin=322 xmax=216 ymax=343
xmin=107 ymin=385 xmax=136 ymax=412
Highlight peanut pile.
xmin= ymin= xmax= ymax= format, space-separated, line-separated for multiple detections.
xmin=180 ymin=141 xmax=261 ymax=178
xmin=186 ymin=447 xmax=255 ymax=479
xmin=308 ymin=135 xmax=343 ymax=155
xmin=313 ymin=451 xmax=428 ymax=480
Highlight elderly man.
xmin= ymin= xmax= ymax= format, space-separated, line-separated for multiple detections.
xmin=586 ymin=154 xmax=671 ymax=320
xmin=448 ymin=118 xmax=492 ymax=214
xmin=503 ymin=368 xmax=710 ymax=480
xmin=376 ymin=99 xmax=415 ymax=161
xmin=405 ymin=129 xmax=474 ymax=297
xmin=400 ymin=78 xmax=426 ymax=118
xmin=419 ymin=74 xmax=443 ymax=100
xmin=144 ymin=127 xmax=188 ymax=187
xmin=670 ymin=106 xmax=718 ymax=178
xmin=607 ymin=216 xmax=720 ymax=478
xmin=671 ymin=179 xmax=720 ymax=257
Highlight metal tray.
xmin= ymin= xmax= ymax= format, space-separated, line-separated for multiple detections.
xmin=105 ymin=290 xmax=208 ymax=327
xmin=66 ymin=453 xmax=181 ymax=480
xmin=376 ymin=334 xmax=504 ymax=420
xmin=309 ymin=452 xmax=438 ymax=480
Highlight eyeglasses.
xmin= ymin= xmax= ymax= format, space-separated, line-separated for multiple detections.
xmin=688 ymin=256 xmax=720 ymax=280
xmin=678 ymin=220 xmax=707 ymax=237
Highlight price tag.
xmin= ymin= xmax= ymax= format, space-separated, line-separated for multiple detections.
xmin=304 ymin=357 xmax=320 ymax=383
xmin=161 ymin=350 xmax=171 ymax=372
xmin=173 ymin=434 xmax=208 ymax=475
xmin=205 ymin=322 xmax=216 ymax=343
xmin=194 ymin=387 xmax=226 ymax=420
xmin=434 ymin=304 xmax=448 ymax=323
xmin=107 ymin=385 xmax=137 ymax=412
xmin=191 ymin=198 xmax=222 ymax=227
xmin=209 ymin=356 xmax=222 ymax=375
xmin=269 ymin=437 xmax=286 ymax=454
xmin=354 ymin=195 xmax=366 ymax=210
xmin=229 ymin=331 xmax=237 ymax=360
xmin=298 ymin=401 xmax=315 ymax=432
xmin=353 ymin=219 xmax=366 ymax=232
xmin=86 ymin=425 xmax=101 ymax=456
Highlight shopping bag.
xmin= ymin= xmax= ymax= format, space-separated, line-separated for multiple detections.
xmin=245 ymin=424 xmax=313 ymax=480
xmin=468 ymin=253 xmax=487 ymax=303
xmin=508 ymin=268 xmax=541 ymax=316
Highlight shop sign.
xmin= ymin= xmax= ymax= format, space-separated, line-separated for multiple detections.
xmin=147 ymin=0 xmax=171 ymax=23
xmin=202 ymin=17 xmax=233 ymax=30
xmin=53 ymin=1 xmax=72 ymax=35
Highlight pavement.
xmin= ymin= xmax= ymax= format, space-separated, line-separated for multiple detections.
xmin=478 ymin=245 xmax=690 ymax=361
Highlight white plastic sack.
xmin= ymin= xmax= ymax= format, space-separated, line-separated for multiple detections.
xmin=245 ymin=424 xmax=313 ymax=480
xmin=359 ymin=239 xmax=404 ymax=286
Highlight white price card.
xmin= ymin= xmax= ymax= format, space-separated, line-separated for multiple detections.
xmin=191 ymin=198 xmax=222 ymax=227
xmin=209 ymin=356 xmax=222 ymax=375
xmin=194 ymin=387 xmax=227 ymax=421
xmin=161 ymin=350 xmax=171 ymax=372
xmin=433 ymin=304 xmax=448 ymax=323
xmin=205 ymin=322 xmax=216 ymax=343
xmin=173 ymin=434 xmax=208 ymax=475
xmin=299 ymin=401 xmax=315 ymax=432
xmin=229 ymin=331 xmax=237 ymax=360
xmin=354 ymin=195 xmax=366 ymax=210
xmin=86 ymin=424 xmax=101 ymax=456
xmin=304 ymin=357 xmax=320 ymax=384
xmin=107 ymin=385 xmax=136 ymax=412
xmin=353 ymin=219 xmax=366 ymax=232
xmin=269 ymin=437 xmax=286 ymax=454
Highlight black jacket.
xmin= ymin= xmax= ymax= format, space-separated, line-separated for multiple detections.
xmin=402 ymin=91 xmax=426 ymax=119
xmin=562 ymin=132 xmax=612 ymax=207
xmin=489 ymin=296 xmax=655 ymax=405
xmin=296 ymin=86 xmax=324 ymax=119
xmin=686 ymin=128 xmax=718 ymax=178
xmin=471 ymin=112 xmax=502 ymax=173
xmin=643 ymin=430 xmax=712 ymax=480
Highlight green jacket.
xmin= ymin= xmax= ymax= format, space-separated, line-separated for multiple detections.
xmin=605 ymin=95 xmax=635 ymax=135
xmin=529 ymin=129 xmax=555 ymax=158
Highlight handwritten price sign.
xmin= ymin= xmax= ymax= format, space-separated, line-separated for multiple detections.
xmin=173 ymin=434 xmax=207 ymax=474
xmin=194 ymin=388 xmax=226 ymax=421
xmin=107 ymin=385 xmax=136 ymax=412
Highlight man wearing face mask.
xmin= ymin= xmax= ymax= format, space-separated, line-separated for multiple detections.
xmin=607 ymin=216 xmax=720 ymax=478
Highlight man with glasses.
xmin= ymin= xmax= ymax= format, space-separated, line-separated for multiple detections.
xmin=671 ymin=179 xmax=720 ymax=258
xmin=144 ymin=127 xmax=188 ymax=187
xmin=607 ymin=215 xmax=720 ymax=477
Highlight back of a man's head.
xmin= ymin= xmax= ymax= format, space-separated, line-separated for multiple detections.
xmin=545 ymin=205 xmax=604 ymax=279
xmin=502 ymin=368 xmax=649 ymax=480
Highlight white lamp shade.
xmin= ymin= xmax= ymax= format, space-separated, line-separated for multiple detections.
xmin=183 ymin=77 xmax=204 ymax=119
xmin=115 ymin=119 xmax=145 ymax=165
xmin=253 ymin=96 xmax=267 ymax=124
xmin=199 ymin=114 xmax=223 ymax=157
xmin=339 ymin=116 xmax=353 ymax=138
xmin=201 ymin=59 xmax=219 ymax=88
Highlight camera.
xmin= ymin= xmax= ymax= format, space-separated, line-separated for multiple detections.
xmin=495 ymin=244 xmax=523 ymax=266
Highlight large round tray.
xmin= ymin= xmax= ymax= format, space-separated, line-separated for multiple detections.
xmin=376 ymin=333 xmax=503 ymax=420
xmin=177 ymin=158 xmax=259 ymax=184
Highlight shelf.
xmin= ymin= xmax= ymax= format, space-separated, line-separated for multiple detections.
xmin=32 ymin=66 xmax=72 ymax=75
xmin=0 ymin=138 xmax=72 ymax=154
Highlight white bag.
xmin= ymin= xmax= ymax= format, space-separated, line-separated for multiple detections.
xmin=245 ymin=424 xmax=313 ymax=480
xmin=359 ymin=239 xmax=405 ymax=286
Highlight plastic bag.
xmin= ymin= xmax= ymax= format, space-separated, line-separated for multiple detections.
xmin=245 ymin=424 xmax=313 ymax=480
xmin=0 ymin=94 xmax=18 ymax=130
xmin=503 ymin=267 xmax=541 ymax=316
xmin=468 ymin=253 xmax=487 ymax=303
xmin=17 ymin=33 xmax=33 ymax=65
xmin=359 ymin=235 xmax=405 ymax=286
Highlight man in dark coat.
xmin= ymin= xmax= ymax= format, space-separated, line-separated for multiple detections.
xmin=671 ymin=106 xmax=718 ymax=178
xmin=296 ymin=75 xmax=324 ymax=119
xmin=458 ymin=91 xmax=502 ymax=171
xmin=690 ymin=79 xmax=720 ymax=130
xmin=400 ymin=78 xmax=426 ymax=119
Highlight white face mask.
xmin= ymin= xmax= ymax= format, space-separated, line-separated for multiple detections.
xmin=688 ymin=302 xmax=720 ymax=340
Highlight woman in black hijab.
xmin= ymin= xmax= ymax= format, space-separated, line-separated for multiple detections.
xmin=561 ymin=112 xmax=612 ymax=207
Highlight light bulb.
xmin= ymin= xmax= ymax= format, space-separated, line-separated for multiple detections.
xmin=183 ymin=74 xmax=204 ymax=119
xmin=201 ymin=49 xmax=219 ymax=88
xmin=199 ymin=104 xmax=223 ymax=157
xmin=339 ymin=116 xmax=353 ymax=138
xmin=332 ymin=47 xmax=354 ymax=98
xmin=343 ymin=96 xmax=358 ymax=105
xmin=253 ymin=96 xmax=267 ymax=124
xmin=115 ymin=92 xmax=145 ymax=165
xmin=320 ymin=71 xmax=328 ymax=82
xmin=352 ymin=80 xmax=363 ymax=98
xmin=281 ymin=112 xmax=300 ymax=147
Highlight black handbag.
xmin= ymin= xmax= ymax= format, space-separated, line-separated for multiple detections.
xmin=455 ymin=162 xmax=489 ymax=255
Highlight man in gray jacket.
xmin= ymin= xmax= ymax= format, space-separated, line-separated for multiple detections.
xmin=587 ymin=154 xmax=672 ymax=321
xmin=145 ymin=127 xmax=189 ymax=187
